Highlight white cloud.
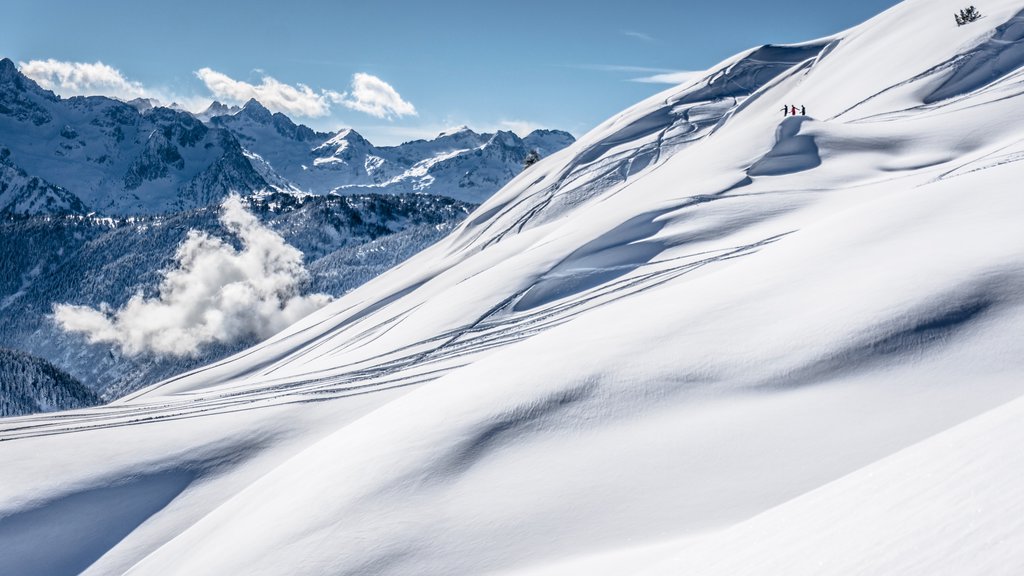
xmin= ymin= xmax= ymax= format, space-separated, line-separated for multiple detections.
xmin=16 ymin=58 xmax=419 ymax=122
xmin=18 ymin=59 xmax=150 ymax=100
xmin=336 ymin=72 xmax=417 ymax=119
xmin=195 ymin=67 xmax=344 ymax=117
xmin=194 ymin=68 xmax=416 ymax=120
xmin=17 ymin=59 xmax=212 ymax=111
xmin=632 ymin=70 xmax=704 ymax=85
xmin=54 ymin=195 xmax=332 ymax=357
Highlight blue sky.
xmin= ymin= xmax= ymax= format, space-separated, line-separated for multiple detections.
xmin=4 ymin=0 xmax=901 ymax=144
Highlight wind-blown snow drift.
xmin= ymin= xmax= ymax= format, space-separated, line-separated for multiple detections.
xmin=53 ymin=195 xmax=331 ymax=357
xmin=3 ymin=0 xmax=1024 ymax=574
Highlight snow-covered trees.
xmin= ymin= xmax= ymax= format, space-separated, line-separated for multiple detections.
xmin=0 ymin=348 xmax=98 ymax=416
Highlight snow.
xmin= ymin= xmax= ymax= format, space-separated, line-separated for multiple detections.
xmin=511 ymin=392 xmax=1024 ymax=576
xmin=3 ymin=0 xmax=1024 ymax=573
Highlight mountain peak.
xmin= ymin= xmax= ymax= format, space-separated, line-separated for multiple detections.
xmin=485 ymin=130 xmax=523 ymax=148
xmin=0 ymin=57 xmax=59 ymax=104
xmin=201 ymin=100 xmax=237 ymax=117
xmin=524 ymin=128 xmax=573 ymax=138
xmin=438 ymin=125 xmax=476 ymax=138
xmin=315 ymin=128 xmax=372 ymax=155
xmin=126 ymin=97 xmax=157 ymax=113
xmin=240 ymin=98 xmax=273 ymax=122
xmin=0 ymin=58 xmax=34 ymax=90
xmin=0 ymin=58 xmax=17 ymax=77
xmin=335 ymin=128 xmax=364 ymax=140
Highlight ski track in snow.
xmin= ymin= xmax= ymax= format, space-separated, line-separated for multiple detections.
xmin=0 ymin=231 xmax=789 ymax=442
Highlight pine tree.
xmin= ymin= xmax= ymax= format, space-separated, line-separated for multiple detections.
xmin=956 ymin=5 xmax=982 ymax=26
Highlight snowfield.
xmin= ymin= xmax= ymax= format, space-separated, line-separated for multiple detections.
xmin=3 ymin=0 xmax=1024 ymax=574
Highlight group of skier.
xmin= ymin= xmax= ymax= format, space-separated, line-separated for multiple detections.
xmin=781 ymin=105 xmax=807 ymax=117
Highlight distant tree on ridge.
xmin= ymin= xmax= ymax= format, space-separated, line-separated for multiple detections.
xmin=523 ymin=149 xmax=541 ymax=169
xmin=955 ymin=5 xmax=982 ymax=26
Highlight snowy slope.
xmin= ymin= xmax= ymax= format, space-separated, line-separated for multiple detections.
xmin=509 ymin=393 xmax=1024 ymax=576
xmin=3 ymin=0 xmax=1024 ymax=574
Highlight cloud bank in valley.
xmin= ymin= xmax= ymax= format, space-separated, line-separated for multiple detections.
xmin=54 ymin=195 xmax=332 ymax=357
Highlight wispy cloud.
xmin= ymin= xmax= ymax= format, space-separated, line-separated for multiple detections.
xmin=54 ymin=195 xmax=332 ymax=357
xmin=568 ymin=64 xmax=679 ymax=74
xmin=622 ymin=30 xmax=656 ymax=43
xmin=334 ymin=73 xmax=417 ymax=119
xmin=631 ymin=70 xmax=704 ymax=85
xmin=561 ymin=63 xmax=701 ymax=86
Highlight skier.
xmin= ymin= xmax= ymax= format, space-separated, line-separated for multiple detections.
xmin=791 ymin=105 xmax=798 ymax=116
xmin=781 ymin=105 xmax=789 ymax=117
xmin=800 ymin=105 xmax=806 ymax=116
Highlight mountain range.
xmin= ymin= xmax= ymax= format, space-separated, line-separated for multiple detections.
xmin=210 ymin=101 xmax=573 ymax=202
xmin=0 ymin=57 xmax=573 ymax=215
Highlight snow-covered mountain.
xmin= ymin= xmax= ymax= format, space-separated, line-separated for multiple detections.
xmin=209 ymin=99 xmax=575 ymax=203
xmin=3 ymin=0 xmax=1024 ymax=574
xmin=0 ymin=59 xmax=574 ymax=214
xmin=0 ymin=59 xmax=274 ymax=215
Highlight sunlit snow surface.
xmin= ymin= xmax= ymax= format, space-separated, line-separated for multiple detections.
xmin=3 ymin=0 xmax=1024 ymax=573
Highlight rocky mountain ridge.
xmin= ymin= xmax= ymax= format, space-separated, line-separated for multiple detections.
xmin=0 ymin=58 xmax=575 ymax=214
